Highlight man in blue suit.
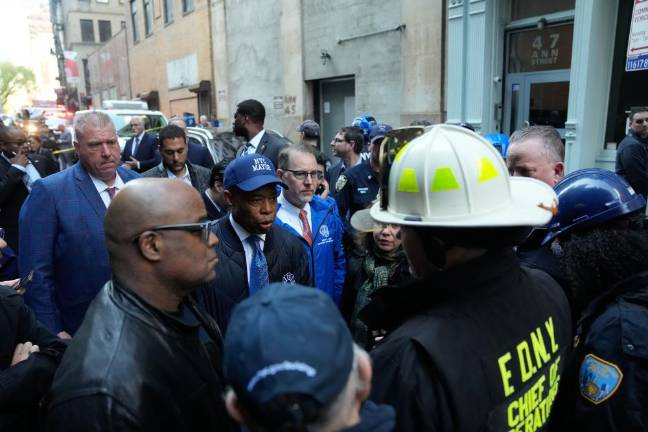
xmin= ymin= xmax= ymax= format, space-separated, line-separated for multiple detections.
xmin=19 ymin=111 xmax=140 ymax=336
xmin=121 ymin=116 xmax=160 ymax=173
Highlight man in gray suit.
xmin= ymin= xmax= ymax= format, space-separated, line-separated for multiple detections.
xmin=233 ymin=99 xmax=288 ymax=168
xmin=142 ymin=125 xmax=210 ymax=193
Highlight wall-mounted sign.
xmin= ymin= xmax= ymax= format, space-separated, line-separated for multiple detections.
xmin=273 ymin=96 xmax=284 ymax=109
xmin=626 ymin=0 xmax=648 ymax=71
xmin=507 ymin=24 xmax=573 ymax=73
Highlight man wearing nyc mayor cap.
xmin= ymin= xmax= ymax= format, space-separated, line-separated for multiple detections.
xmin=200 ymin=154 xmax=310 ymax=328
xmin=223 ymin=282 xmax=396 ymax=432
xmin=359 ymin=125 xmax=572 ymax=431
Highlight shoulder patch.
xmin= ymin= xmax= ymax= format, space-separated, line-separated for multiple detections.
xmin=335 ymin=175 xmax=348 ymax=192
xmin=579 ymin=353 xmax=623 ymax=404
xmin=319 ymin=224 xmax=329 ymax=238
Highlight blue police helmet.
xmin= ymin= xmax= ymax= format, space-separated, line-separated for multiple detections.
xmin=483 ymin=133 xmax=510 ymax=158
xmin=352 ymin=114 xmax=377 ymax=139
xmin=542 ymin=168 xmax=646 ymax=245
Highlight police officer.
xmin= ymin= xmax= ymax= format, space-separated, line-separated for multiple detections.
xmin=359 ymin=125 xmax=572 ymax=431
xmin=539 ymin=168 xmax=647 ymax=431
xmin=334 ymin=125 xmax=388 ymax=224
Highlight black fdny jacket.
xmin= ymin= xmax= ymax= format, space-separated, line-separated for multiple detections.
xmin=363 ymin=249 xmax=572 ymax=432
xmin=46 ymin=281 xmax=233 ymax=431
xmin=334 ymin=161 xmax=379 ymax=222
xmin=555 ymin=269 xmax=648 ymax=431
xmin=200 ymin=217 xmax=311 ymax=329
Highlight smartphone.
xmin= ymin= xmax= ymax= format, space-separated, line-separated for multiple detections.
xmin=316 ymin=183 xmax=325 ymax=195
xmin=12 ymin=270 xmax=34 ymax=295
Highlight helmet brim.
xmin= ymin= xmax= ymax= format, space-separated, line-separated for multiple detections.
xmin=370 ymin=176 xmax=557 ymax=228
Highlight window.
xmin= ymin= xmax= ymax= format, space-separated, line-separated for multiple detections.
xmin=511 ymin=0 xmax=575 ymax=21
xmin=130 ymin=0 xmax=139 ymax=42
xmin=96 ymin=0 xmax=109 ymax=3
xmin=143 ymin=0 xmax=153 ymax=36
xmin=98 ymin=20 xmax=112 ymax=42
xmin=182 ymin=0 xmax=194 ymax=14
xmin=163 ymin=0 xmax=173 ymax=24
xmin=80 ymin=19 xmax=95 ymax=42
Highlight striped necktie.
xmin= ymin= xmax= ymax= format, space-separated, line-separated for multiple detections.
xmin=299 ymin=209 xmax=313 ymax=246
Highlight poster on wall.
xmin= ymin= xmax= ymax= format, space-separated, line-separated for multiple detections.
xmin=626 ymin=0 xmax=648 ymax=71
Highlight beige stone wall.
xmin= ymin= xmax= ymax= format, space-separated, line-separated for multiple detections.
xmin=127 ymin=0 xmax=213 ymax=117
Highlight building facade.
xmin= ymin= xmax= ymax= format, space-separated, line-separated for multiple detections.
xmin=86 ymin=28 xmax=131 ymax=107
xmin=56 ymin=0 xmax=127 ymax=107
xmin=446 ymin=0 xmax=640 ymax=172
xmin=210 ymin=0 xmax=445 ymax=155
xmin=125 ymin=0 xmax=214 ymax=118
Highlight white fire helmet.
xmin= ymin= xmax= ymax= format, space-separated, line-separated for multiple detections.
xmin=369 ymin=124 xmax=558 ymax=227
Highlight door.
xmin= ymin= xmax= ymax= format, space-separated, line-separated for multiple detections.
xmin=504 ymin=70 xmax=570 ymax=138
xmin=319 ymin=77 xmax=355 ymax=160
xmin=504 ymin=22 xmax=573 ymax=138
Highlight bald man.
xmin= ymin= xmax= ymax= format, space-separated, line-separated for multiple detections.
xmin=46 ymin=179 xmax=233 ymax=431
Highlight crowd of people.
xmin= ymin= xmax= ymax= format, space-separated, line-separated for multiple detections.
xmin=0 ymin=98 xmax=647 ymax=432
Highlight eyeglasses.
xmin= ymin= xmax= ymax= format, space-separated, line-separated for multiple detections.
xmin=134 ymin=220 xmax=217 ymax=244
xmin=285 ymin=169 xmax=324 ymax=181
xmin=379 ymin=126 xmax=429 ymax=211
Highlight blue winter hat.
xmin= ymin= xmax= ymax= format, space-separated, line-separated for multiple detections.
xmin=223 ymin=283 xmax=354 ymax=408
xmin=224 ymin=154 xmax=287 ymax=192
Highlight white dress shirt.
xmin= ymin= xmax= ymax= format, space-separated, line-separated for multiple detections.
xmin=244 ymin=129 xmax=266 ymax=155
xmin=5 ymin=155 xmax=42 ymax=192
xmin=229 ymin=213 xmax=266 ymax=285
xmin=277 ymin=193 xmax=311 ymax=237
xmin=89 ymin=173 xmax=125 ymax=208
xmin=166 ymin=164 xmax=192 ymax=186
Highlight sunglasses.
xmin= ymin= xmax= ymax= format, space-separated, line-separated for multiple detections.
xmin=378 ymin=126 xmax=429 ymax=211
xmin=134 ymin=220 xmax=217 ymax=244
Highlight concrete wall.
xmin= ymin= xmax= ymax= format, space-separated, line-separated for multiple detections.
xmin=126 ymin=0 xmax=213 ymax=117
xmin=211 ymin=0 xmax=445 ymax=140
xmin=87 ymin=29 xmax=131 ymax=106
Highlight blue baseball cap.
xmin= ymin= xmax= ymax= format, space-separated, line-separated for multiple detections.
xmin=369 ymin=123 xmax=392 ymax=142
xmin=224 ymin=154 xmax=288 ymax=192
xmin=223 ymin=283 xmax=354 ymax=408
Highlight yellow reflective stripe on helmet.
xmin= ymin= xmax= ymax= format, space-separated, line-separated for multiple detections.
xmin=394 ymin=143 xmax=410 ymax=162
xmin=398 ymin=168 xmax=419 ymax=193
xmin=478 ymin=157 xmax=499 ymax=183
xmin=431 ymin=167 xmax=461 ymax=191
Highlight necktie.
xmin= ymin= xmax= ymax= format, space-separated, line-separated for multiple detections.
xmin=132 ymin=136 xmax=140 ymax=156
xmin=246 ymin=236 xmax=268 ymax=295
xmin=105 ymin=186 xmax=117 ymax=201
xmin=299 ymin=209 xmax=313 ymax=246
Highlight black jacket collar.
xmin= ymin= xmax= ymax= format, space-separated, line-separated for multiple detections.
xmin=360 ymin=248 xmax=519 ymax=332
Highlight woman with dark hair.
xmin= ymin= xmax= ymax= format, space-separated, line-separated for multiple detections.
xmin=341 ymin=219 xmax=411 ymax=350
xmin=556 ymin=229 xmax=648 ymax=431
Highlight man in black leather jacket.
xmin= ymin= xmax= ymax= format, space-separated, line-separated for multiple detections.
xmin=46 ymin=178 xmax=234 ymax=431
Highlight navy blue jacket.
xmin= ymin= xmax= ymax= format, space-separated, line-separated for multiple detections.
xmin=19 ymin=164 xmax=140 ymax=334
xmin=199 ymin=216 xmax=310 ymax=330
xmin=334 ymin=161 xmax=379 ymax=223
xmin=615 ymin=131 xmax=648 ymax=199
xmin=556 ymin=270 xmax=648 ymax=431
xmin=187 ymin=141 xmax=214 ymax=169
xmin=121 ymin=132 xmax=160 ymax=173
xmin=275 ymin=196 xmax=346 ymax=304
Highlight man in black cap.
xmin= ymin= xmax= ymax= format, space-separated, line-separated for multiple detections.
xmin=297 ymin=119 xmax=320 ymax=148
xmin=233 ymin=99 xmax=288 ymax=167
xmin=223 ymin=282 xmax=395 ymax=431
xmin=46 ymin=178 xmax=232 ymax=430
xmin=200 ymin=154 xmax=310 ymax=328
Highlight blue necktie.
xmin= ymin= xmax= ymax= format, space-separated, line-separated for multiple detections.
xmin=246 ymin=236 xmax=268 ymax=295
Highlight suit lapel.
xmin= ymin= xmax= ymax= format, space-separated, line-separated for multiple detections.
xmin=256 ymin=132 xmax=268 ymax=156
xmin=74 ymin=164 xmax=107 ymax=219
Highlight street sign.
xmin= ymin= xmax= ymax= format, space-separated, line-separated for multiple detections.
xmin=626 ymin=0 xmax=648 ymax=71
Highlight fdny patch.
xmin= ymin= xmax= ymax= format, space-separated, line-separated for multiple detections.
xmin=282 ymin=272 xmax=296 ymax=284
xmin=319 ymin=224 xmax=329 ymax=238
xmin=335 ymin=175 xmax=347 ymax=192
xmin=579 ymin=353 xmax=623 ymax=404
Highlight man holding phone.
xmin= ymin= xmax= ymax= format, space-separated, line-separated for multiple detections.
xmin=0 ymin=126 xmax=57 ymax=252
